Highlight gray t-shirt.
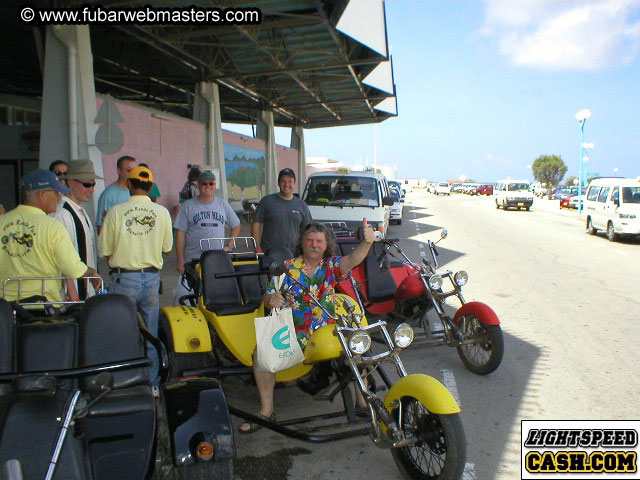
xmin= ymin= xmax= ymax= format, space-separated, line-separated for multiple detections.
xmin=174 ymin=197 xmax=241 ymax=262
xmin=254 ymin=194 xmax=312 ymax=254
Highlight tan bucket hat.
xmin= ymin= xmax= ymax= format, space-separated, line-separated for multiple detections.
xmin=64 ymin=159 xmax=103 ymax=180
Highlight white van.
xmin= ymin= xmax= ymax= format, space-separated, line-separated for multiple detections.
xmin=434 ymin=182 xmax=451 ymax=195
xmin=584 ymin=177 xmax=640 ymax=241
xmin=494 ymin=179 xmax=534 ymax=211
xmin=302 ymin=169 xmax=394 ymax=237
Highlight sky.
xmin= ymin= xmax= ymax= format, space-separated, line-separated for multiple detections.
xmin=228 ymin=0 xmax=640 ymax=183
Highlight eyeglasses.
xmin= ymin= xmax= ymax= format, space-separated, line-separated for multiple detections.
xmin=303 ymin=223 xmax=327 ymax=232
xmin=199 ymin=182 xmax=215 ymax=186
xmin=79 ymin=181 xmax=96 ymax=188
xmin=54 ymin=171 xmax=66 ymax=177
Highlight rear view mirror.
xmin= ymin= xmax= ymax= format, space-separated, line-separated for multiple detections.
xmin=441 ymin=229 xmax=448 ymax=240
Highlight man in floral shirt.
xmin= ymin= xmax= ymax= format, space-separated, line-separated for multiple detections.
xmin=240 ymin=219 xmax=374 ymax=433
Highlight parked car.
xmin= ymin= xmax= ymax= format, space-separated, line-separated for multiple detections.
xmin=434 ymin=182 xmax=451 ymax=195
xmin=559 ymin=189 xmax=581 ymax=208
xmin=569 ymin=194 xmax=586 ymax=210
xmin=551 ymin=187 xmax=579 ymax=200
xmin=584 ymin=177 xmax=640 ymax=241
xmin=475 ymin=185 xmax=493 ymax=196
xmin=302 ymin=169 xmax=394 ymax=237
xmin=389 ymin=186 xmax=404 ymax=224
xmin=450 ymin=184 xmax=464 ymax=193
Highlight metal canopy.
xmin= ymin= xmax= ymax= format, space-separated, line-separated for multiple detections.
xmin=0 ymin=0 xmax=397 ymax=128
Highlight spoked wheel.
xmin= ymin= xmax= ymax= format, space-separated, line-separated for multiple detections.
xmin=391 ymin=397 xmax=466 ymax=480
xmin=456 ymin=315 xmax=504 ymax=375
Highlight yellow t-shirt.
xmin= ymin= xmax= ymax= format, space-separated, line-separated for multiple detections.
xmin=98 ymin=195 xmax=173 ymax=270
xmin=0 ymin=205 xmax=88 ymax=302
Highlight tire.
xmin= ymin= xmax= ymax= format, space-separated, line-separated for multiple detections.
xmin=456 ymin=317 xmax=503 ymax=375
xmin=159 ymin=312 xmax=213 ymax=380
xmin=398 ymin=219 xmax=403 ymax=225
xmin=391 ymin=398 xmax=466 ymax=480
xmin=175 ymin=459 xmax=233 ymax=480
xmin=525 ymin=207 xmax=530 ymax=211
xmin=586 ymin=217 xmax=597 ymax=235
xmin=607 ymin=222 xmax=618 ymax=242
xmin=495 ymin=201 xmax=499 ymax=209
xmin=502 ymin=200 xmax=507 ymax=211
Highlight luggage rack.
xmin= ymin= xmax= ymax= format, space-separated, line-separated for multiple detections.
xmin=199 ymin=236 xmax=261 ymax=259
xmin=325 ymin=222 xmax=353 ymax=238
xmin=3 ymin=276 xmax=104 ymax=306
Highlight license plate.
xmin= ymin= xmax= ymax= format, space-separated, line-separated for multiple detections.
xmin=518 ymin=202 xmax=524 ymax=206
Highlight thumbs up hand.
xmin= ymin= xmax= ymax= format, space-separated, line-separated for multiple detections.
xmin=362 ymin=217 xmax=374 ymax=244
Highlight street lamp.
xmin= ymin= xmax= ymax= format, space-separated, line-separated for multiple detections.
xmin=575 ymin=109 xmax=592 ymax=213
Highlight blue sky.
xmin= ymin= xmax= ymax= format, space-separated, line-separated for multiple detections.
xmin=230 ymin=0 xmax=640 ymax=183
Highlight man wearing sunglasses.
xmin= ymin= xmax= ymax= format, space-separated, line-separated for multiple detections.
xmin=53 ymin=160 xmax=102 ymax=300
xmin=173 ymin=170 xmax=241 ymax=304
xmin=0 ymin=169 xmax=101 ymax=304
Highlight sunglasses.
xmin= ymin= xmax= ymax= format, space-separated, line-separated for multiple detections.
xmin=304 ymin=223 xmax=327 ymax=232
xmin=199 ymin=182 xmax=215 ymax=186
xmin=78 ymin=181 xmax=96 ymax=188
xmin=54 ymin=171 xmax=66 ymax=177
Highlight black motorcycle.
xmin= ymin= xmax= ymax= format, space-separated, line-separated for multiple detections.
xmin=0 ymin=288 xmax=235 ymax=480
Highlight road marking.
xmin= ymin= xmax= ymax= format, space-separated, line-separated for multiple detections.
xmin=463 ymin=463 xmax=477 ymax=480
xmin=440 ymin=368 xmax=461 ymax=406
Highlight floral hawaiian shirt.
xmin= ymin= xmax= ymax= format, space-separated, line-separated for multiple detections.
xmin=266 ymin=256 xmax=342 ymax=349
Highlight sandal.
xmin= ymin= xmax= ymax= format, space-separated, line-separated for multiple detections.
xmin=239 ymin=411 xmax=276 ymax=434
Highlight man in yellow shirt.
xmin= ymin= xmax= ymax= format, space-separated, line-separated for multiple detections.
xmin=98 ymin=165 xmax=173 ymax=385
xmin=0 ymin=169 xmax=100 ymax=303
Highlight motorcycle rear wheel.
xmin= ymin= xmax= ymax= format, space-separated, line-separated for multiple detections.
xmin=456 ymin=316 xmax=503 ymax=375
xmin=391 ymin=397 xmax=466 ymax=480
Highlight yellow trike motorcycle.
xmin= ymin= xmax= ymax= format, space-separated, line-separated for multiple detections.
xmin=160 ymin=237 xmax=467 ymax=479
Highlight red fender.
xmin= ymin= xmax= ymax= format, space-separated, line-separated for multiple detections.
xmin=453 ymin=301 xmax=500 ymax=326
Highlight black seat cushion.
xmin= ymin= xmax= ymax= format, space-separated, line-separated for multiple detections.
xmin=235 ymin=263 xmax=267 ymax=305
xmin=87 ymin=385 xmax=155 ymax=417
xmin=79 ymin=294 xmax=149 ymax=389
xmin=200 ymin=250 xmax=244 ymax=312
xmin=0 ymin=299 xmax=14 ymax=397
xmin=17 ymin=321 xmax=77 ymax=373
xmin=364 ymin=244 xmax=397 ymax=303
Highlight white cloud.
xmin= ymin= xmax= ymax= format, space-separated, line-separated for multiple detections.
xmin=480 ymin=0 xmax=640 ymax=70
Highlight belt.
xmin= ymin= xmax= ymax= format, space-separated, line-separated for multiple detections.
xmin=110 ymin=267 xmax=159 ymax=274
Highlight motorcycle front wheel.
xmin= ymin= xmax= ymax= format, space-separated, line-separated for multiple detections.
xmin=456 ymin=316 xmax=504 ymax=375
xmin=391 ymin=397 xmax=466 ymax=480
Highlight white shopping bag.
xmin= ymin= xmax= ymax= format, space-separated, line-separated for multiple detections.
xmin=254 ymin=275 xmax=304 ymax=373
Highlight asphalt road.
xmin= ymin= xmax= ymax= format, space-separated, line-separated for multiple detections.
xmin=228 ymin=190 xmax=640 ymax=480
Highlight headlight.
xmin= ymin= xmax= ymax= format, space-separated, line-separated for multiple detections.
xmin=454 ymin=270 xmax=469 ymax=286
xmin=427 ymin=274 xmax=444 ymax=290
xmin=393 ymin=323 xmax=414 ymax=349
xmin=348 ymin=330 xmax=371 ymax=355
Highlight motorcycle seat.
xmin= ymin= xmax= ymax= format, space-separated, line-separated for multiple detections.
xmin=201 ymin=249 xmax=260 ymax=316
xmin=364 ymin=244 xmax=397 ymax=303
xmin=87 ymin=385 xmax=155 ymax=417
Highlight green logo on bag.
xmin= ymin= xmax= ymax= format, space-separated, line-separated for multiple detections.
xmin=272 ymin=325 xmax=291 ymax=350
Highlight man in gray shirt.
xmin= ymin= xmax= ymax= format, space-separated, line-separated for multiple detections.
xmin=173 ymin=170 xmax=241 ymax=304
xmin=251 ymin=168 xmax=312 ymax=255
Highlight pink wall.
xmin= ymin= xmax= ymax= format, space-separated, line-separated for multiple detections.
xmin=97 ymin=97 xmax=303 ymax=213
xmin=97 ymin=97 xmax=206 ymax=215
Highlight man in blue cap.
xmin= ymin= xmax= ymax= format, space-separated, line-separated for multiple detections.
xmin=0 ymin=169 xmax=101 ymax=302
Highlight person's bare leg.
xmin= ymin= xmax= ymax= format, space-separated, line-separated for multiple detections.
xmin=240 ymin=364 xmax=276 ymax=432
xmin=254 ymin=367 xmax=276 ymax=417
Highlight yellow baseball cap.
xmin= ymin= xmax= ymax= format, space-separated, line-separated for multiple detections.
xmin=128 ymin=166 xmax=153 ymax=183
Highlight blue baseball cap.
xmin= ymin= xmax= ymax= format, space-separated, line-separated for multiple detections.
xmin=21 ymin=169 xmax=71 ymax=195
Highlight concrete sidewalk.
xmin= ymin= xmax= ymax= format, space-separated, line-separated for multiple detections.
xmin=531 ymin=196 xmax=585 ymax=222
